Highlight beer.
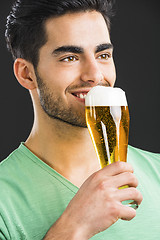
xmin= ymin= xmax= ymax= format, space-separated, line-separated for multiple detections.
xmin=85 ymin=86 xmax=129 ymax=168
xmin=85 ymin=87 xmax=138 ymax=209
xmin=85 ymin=106 xmax=129 ymax=168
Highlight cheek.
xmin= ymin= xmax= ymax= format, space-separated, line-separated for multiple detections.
xmin=39 ymin=65 xmax=73 ymax=92
xmin=52 ymin=70 xmax=75 ymax=91
xmin=110 ymin=65 xmax=116 ymax=86
xmin=103 ymin=63 xmax=116 ymax=86
xmin=51 ymin=65 xmax=81 ymax=89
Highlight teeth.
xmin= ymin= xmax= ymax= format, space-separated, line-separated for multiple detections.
xmin=73 ymin=93 xmax=87 ymax=99
xmin=79 ymin=93 xmax=87 ymax=99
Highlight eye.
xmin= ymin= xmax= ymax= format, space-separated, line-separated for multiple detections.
xmin=98 ymin=53 xmax=111 ymax=60
xmin=61 ymin=55 xmax=78 ymax=62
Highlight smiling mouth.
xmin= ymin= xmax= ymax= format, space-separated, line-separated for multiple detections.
xmin=72 ymin=92 xmax=87 ymax=99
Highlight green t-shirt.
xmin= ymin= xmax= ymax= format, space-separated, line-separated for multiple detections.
xmin=0 ymin=143 xmax=160 ymax=239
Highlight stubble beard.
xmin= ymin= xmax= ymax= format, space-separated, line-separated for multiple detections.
xmin=36 ymin=73 xmax=87 ymax=128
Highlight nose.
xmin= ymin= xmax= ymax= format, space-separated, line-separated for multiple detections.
xmin=80 ymin=58 xmax=104 ymax=85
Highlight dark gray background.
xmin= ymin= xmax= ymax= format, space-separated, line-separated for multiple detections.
xmin=0 ymin=0 xmax=160 ymax=161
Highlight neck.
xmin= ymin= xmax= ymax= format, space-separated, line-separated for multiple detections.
xmin=25 ymin=113 xmax=100 ymax=187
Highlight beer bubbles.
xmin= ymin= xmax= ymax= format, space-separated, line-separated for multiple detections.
xmin=85 ymin=86 xmax=129 ymax=167
xmin=85 ymin=86 xmax=139 ymax=209
xmin=85 ymin=86 xmax=128 ymax=107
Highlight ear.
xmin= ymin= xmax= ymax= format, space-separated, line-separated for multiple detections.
xmin=14 ymin=58 xmax=37 ymax=90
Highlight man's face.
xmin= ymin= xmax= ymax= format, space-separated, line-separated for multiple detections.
xmin=36 ymin=11 xmax=116 ymax=127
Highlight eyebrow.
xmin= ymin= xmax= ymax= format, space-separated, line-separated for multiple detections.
xmin=95 ymin=43 xmax=113 ymax=53
xmin=53 ymin=46 xmax=83 ymax=55
xmin=52 ymin=43 xmax=113 ymax=56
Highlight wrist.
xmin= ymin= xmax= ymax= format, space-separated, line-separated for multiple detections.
xmin=59 ymin=210 xmax=89 ymax=240
xmin=44 ymin=210 xmax=89 ymax=240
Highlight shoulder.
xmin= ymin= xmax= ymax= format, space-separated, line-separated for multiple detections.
xmin=0 ymin=147 xmax=21 ymax=173
xmin=127 ymin=145 xmax=160 ymax=174
xmin=0 ymin=143 xmax=40 ymax=175
xmin=0 ymin=143 xmax=35 ymax=199
xmin=128 ymin=145 xmax=160 ymax=161
xmin=0 ymin=145 xmax=25 ymax=189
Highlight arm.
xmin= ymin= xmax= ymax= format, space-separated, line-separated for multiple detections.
xmin=43 ymin=162 xmax=143 ymax=240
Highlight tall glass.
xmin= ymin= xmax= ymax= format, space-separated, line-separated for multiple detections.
xmin=85 ymin=86 xmax=137 ymax=209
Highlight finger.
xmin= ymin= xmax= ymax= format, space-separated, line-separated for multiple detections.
xmin=116 ymin=187 xmax=143 ymax=206
xmin=111 ymin=172 xmax=138 ymax=188
xmin=101 ymin=162 xmax=134 ymax=176
xmin=118 ymin=203 xmax=137 ymax=221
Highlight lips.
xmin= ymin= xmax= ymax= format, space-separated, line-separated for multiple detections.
xmin=70 ymin=89 xmax=91 ymax=103
xmin=72 ymin=92 xmax=87 ymax=99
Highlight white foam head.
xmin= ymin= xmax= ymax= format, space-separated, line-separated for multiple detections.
xmin=85 ymin=86 xmax=128 ymax=106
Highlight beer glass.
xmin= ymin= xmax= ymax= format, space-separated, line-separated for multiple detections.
xmin=85 ymin=86 xmax=137 ymax=209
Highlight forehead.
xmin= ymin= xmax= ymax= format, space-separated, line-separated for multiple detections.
xmin=44 ymin=11 xmax=111 ymax=49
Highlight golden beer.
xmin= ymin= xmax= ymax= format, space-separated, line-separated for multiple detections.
xmin=85 ymin=86 xmax=129 ymax=168
xmin=85 ymin=106 xmax=129 ymax=168
xmin=85 ymin=87 xmax=138 ymax=209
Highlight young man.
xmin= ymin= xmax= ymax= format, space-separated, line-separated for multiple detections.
xmin=1 ymin=0 xmax=159 ymax=239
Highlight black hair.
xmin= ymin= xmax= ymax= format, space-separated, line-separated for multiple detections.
xmin=5 ymin=0 xmax=115 ymax=68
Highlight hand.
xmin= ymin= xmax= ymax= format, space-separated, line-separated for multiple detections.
xmin=44 ymin=162 xmax=143 ymax=239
